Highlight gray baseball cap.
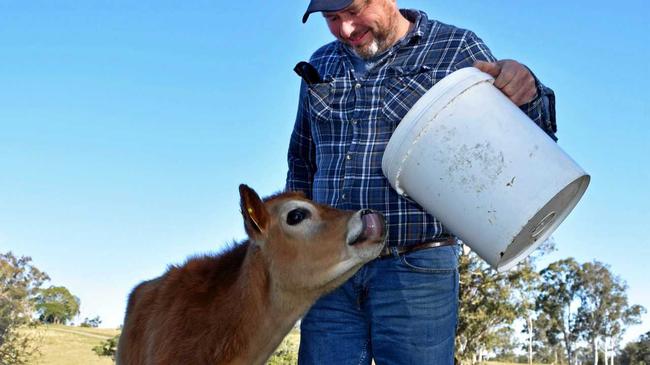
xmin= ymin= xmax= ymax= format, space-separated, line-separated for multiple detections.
xmin=302 ymin=0 xmax=354 ymax=23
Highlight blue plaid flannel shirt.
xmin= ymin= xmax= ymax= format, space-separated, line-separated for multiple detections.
xmin=286 ymin=10 xmax=557 ymax=248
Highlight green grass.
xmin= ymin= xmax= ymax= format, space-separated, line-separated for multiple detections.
xmin=281 ymin=329 xmax=300 ymax=352
xmin=21 ymin=325 xmax=299 ymax=365
xmin=24 ymin=325 xmax=120 ymax=365
xmin=268 ymin=329 xmax=300 ymax=364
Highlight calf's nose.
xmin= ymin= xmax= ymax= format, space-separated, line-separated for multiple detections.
xmin=360 ymin=209 xmax=374 ymax=216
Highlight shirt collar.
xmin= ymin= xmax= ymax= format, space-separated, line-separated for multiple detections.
xmin=401 ymin=9 xmax=428 ymax=45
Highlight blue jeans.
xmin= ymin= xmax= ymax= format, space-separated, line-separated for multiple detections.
xmin=298 ymin=245 xmax=460 ymax=365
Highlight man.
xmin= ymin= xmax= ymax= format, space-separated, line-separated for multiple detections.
xmin=286 ymin=0 xmax=557 ymax=364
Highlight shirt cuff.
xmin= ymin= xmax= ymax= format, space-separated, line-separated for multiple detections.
xmin=519 ymin=68 xmax=557 ymax=141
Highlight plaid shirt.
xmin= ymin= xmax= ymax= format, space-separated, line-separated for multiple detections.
xmin=286 ymin=10 xmax=557 ymax=248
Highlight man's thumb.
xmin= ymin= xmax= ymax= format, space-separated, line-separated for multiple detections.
xmin=473 ymin=60 xmax=500 ymax=77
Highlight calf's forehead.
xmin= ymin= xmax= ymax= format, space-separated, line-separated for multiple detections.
xmin=276 ymin=199 xmax=316 ymax=215
xmin=264 ymin=193 xmax=344 ymax=219
xmin=264 ymin=192 xmax=311 ymax=214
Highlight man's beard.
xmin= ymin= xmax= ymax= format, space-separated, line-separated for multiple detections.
xmin=352 ymin=39 xmax=381 ymax=59
xmin=349 ymin=26 xmax=392 ymax=59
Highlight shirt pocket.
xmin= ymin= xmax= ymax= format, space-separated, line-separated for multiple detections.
xmin=306 ymin=81 xmax=333 ymax=122
xmin=381 ymin=65 xmax=437 ymax=125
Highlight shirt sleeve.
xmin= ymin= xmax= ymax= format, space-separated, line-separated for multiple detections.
xmin=455 ymin=31 xmax=558 ymax=141
xmin=518 ymin=72 xmax=558 ymax=141
xmin=286 ymin=81 xmax=317 ymax=198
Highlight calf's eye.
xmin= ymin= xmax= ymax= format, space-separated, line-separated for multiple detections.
xmin=287 ymin=209 xmax=309 ymax=225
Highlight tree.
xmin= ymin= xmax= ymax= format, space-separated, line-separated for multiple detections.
xmin=0 ymin=252 xmax=50 ymax=364
xmin=516 ymin=239 xmax=557 ymax=365
xmin=619 ymin=331 xmax=650 ymax=365
xmin=455 ymin=239 xmax=556 ymax=365
xmin=455 ymin=248 xmax=533 ymax=364
xmin=35 ymin=286 xmax=80 ymax=324
xmin=537 ymin=258 xmax=646 ymax=365
xmin=575 ymin=261 xmax=645 ymax=365
xmin=531 ymin=311 xmax=567 ymax=364
xmin=515 ymin=263 xmax=540 ymax=365
xmin=536 ymin=258 xmax=583 ymax=365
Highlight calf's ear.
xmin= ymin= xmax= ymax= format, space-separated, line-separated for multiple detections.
xmin=239 ymin=184 xmax=269 ymax=241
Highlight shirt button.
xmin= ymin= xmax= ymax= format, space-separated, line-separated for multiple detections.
xmin=341 ymin=193 xmax=347 ymax=200
xmin=355 ymin=83 xmax=361 ymax=90
xmin=346 ymin=154 xmax=352 ymax=160
xmin=351 ymin=119 xmax=358 ymax=125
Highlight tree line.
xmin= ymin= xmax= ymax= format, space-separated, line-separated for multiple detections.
xmin=456 ymin=242 xmax=646 ymax=365
xmin=2 ymin=246 xmax=648 ymax=365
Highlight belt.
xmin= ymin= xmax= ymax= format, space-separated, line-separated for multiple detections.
xmin=378 ymin=236 xmax=456 ymax=259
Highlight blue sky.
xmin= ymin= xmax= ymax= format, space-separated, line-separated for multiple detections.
xmin=1 ymin=0 xmax=648 ymax=345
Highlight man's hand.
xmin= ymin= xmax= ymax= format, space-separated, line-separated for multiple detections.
xmin=473 ymin=60 xmax=537 ymax=106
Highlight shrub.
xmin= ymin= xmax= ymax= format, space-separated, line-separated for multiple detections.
xmin=80 ymin=316 xmax=102 ymax=328
xmin=92 ymin=334 xmax=119 ymax=361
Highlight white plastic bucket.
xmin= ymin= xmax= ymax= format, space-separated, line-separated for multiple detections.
xmin=382 ymin=67 xmax=590 ymax=271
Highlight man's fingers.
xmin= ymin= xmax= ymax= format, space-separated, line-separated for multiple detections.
xmin=473 ymin=60 xmax=500 ymax=77
xmin=502 ymin=67 xmax=537 ymax=105
xmin=475 ymin=60 xmax=516 ymax=89
xmin=493 ymin=66 xmax=516 ymax=90
xmin=510 ymin=86 xmax=538 ymax=106
xmin=475 ymin=59 xmax=538 ymax=106
xmin=498 ymin=71 xmax=523 ymax=96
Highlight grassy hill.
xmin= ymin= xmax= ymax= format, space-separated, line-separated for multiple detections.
xmin=25 ymin=325 xmax=119 ymax=365
xmin=23 ymin=324 xmax=300 ymax=365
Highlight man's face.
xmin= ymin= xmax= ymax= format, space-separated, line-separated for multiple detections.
xmin=323 ymin=0 xmax=399 ymax=59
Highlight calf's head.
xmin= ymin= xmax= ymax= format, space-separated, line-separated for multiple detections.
xmin=239 ymin=184 xmax=386 ymax=295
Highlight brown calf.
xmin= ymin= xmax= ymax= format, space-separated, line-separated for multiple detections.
xmin=117 ymin=184 xmax=386 ymax=365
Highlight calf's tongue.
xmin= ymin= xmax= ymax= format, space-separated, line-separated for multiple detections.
xmin=361 ymin=213 xmax=383 ymax=240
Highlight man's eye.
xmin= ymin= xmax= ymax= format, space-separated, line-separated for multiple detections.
xmin=287 ymin=209 xmax=310 ymax=225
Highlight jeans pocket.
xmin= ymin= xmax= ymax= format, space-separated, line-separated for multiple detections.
xmin=398 ymin=245 xmax=458 ymax=273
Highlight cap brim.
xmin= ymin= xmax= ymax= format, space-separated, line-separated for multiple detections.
xmin=302 ymin=0 xmax=353 ymax=23
xmin=302 ymin=12 xmax=312 ymax=23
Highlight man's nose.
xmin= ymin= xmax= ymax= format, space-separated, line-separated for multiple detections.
xmin=340 ymin=20 xmax=356 ymax=39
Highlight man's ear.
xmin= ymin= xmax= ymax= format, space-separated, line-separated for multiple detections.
xmin=239 ymin=184 xmax=269 ymax=242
